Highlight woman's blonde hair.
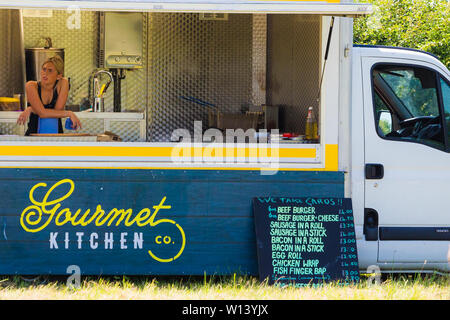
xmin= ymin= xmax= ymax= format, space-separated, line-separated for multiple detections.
xmin=42 ymin=55 xmax=64 ymax=75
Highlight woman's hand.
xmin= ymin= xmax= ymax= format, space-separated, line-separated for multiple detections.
xmin=16 ymin=107 xmax=32 ymax=125
xmin=68 ymin=111 xmax=82 ymax=130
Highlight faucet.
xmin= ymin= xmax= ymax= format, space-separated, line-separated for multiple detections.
xmin=90 ymin=70 xmax=113 ymax=111
xmin=92 ymin=70 xmax=113 ymax=96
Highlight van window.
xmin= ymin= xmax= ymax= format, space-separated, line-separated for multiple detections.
xmin=372 ymin=65 xmax=445 ymax=150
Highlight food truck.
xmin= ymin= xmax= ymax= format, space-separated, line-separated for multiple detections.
xmin=0 ymin=0 xmax=448 ymax=276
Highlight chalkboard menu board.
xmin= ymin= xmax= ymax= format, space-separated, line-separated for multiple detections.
xmin=253 ymin=197 xmax=360 ymax=287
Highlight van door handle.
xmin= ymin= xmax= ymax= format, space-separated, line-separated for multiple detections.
xmin=365 ymin=163 xmax=384 ymax=179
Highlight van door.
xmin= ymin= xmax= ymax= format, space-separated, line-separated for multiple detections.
xmin=361 ymin=57 xmax=450 ymax=269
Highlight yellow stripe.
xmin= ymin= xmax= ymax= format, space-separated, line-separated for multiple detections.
xmin=0 ymin=144 xmax=338 ymax=171
xmin=0 ymin=145 xmax=316 ymax=159
xmin=324 ymin=144 xmax=338 ymax=171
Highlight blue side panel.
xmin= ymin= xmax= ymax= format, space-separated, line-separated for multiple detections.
xmin=0 ymin=168 xmax=344 ymax=275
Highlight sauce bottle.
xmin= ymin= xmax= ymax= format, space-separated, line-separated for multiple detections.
xmin=305 ymin=106 xmax=318 ymax=140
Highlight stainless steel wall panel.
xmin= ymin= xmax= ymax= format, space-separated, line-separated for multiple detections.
xmin=110 ymin=120 xmax=141 ymax=142
xmin=0 ymin=10 xmax=11 ymax=97
xmin=267 ymin=14 xmax=320 ymax=134
xmin=0 ymin=9 xmax=24 ymax=98
xmin=147 ymin=13 xmax=253 ymax=142
xmin=251 ymin=14 xmax=267 ymax=107
xmin=68 ymin=118 xmax=104 ymax=136
xmin=119 ymin=13 xmax=147 ymax=115
xmin=0 ymin=122 xmax=20 ymax=135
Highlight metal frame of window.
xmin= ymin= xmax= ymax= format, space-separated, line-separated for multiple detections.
xmin=436 ymin=76 xmax=450 ymax=151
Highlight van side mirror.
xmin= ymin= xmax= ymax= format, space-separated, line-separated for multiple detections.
xmin=377 ymin=110 xmax=392 ymax=135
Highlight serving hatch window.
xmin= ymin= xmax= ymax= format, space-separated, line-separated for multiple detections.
xmin=0 ymin=10 xmax=323 ymax=149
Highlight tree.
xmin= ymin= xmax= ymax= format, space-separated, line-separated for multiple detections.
xmin=353 ymin=0 xmax=450 ymax=69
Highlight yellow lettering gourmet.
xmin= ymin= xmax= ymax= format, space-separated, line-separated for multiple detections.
xmin=20 ymin=179 xmax=186 ymax=263
xmin=20 ymin=179 xmax=171 ymax=232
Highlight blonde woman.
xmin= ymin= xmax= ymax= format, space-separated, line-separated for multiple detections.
xmin=17 ymin=55 xmax=81 ymax=134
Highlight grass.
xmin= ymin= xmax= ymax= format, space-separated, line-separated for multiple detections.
xmin=0 ymin=273 xmax=448 ymax=300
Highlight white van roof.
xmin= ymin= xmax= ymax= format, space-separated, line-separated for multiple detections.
xmin=0 ymin=0 xmax=372 ymax=15
xmin=353 ymin=45 xmax=450 ymax=77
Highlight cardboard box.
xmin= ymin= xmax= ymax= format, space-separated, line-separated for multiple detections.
xmin=97 ymin=131 xmax=122 ymax=142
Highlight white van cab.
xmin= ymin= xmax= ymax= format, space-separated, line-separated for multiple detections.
xmin=351 ymin=45 xmax=449 ymax=273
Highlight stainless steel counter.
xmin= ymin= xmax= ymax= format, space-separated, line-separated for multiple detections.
xmin=0 ymin=111 xmax=146 ymax=142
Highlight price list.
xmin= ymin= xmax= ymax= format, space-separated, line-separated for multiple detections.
xmin=338 ymin=206 xmax=360 ymax=283
xmin=253 ymin=197 xmax=360 ymax=287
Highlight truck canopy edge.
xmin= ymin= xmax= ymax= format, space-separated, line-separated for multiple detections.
xmin=0 ymin=1 xmax=373 ymax=15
